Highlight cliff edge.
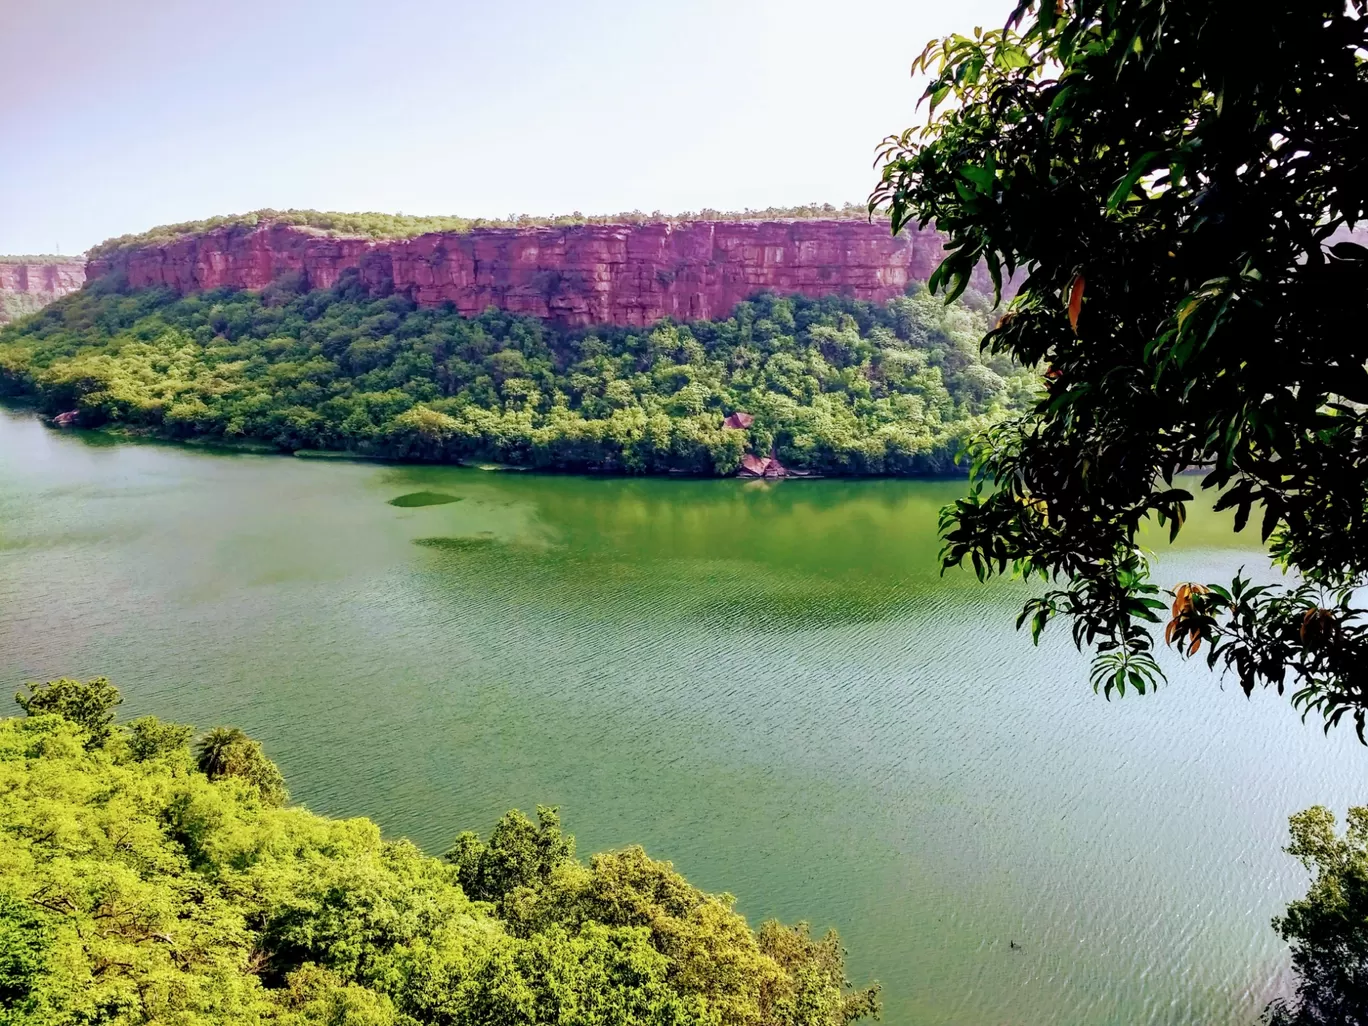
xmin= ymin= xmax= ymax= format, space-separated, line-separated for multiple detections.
xmin=86 ymin=219 xmax=993 ymax=327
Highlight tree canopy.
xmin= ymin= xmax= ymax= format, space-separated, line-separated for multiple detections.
xmin=84 ymin=205 xmax=873 ymax=263
xmin=14 ymin=676 xmax=121 ymax=747
xmin=872 ymin=0 xmax=1368 ymax=732
xmin=1265 ymin=805 xmax=1368 ymax=1024
xmin=0 ymin=278 xmax=1031 ymax=477
xmin=0 ymin=677 xmax=877 ymax=1026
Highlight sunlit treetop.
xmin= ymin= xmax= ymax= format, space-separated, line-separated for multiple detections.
xmin=84 ymin=203 xmax=874 ymax=261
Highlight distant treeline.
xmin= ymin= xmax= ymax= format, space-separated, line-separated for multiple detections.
xmin=0 ymin=254 xmax=78 ymax=263
xmin=86 ymin=204 xmax=875 ymax=261
xmin=0 ymin=275 xmax=1035 ymax=475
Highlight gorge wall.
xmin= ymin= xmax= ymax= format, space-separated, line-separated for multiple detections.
xmin=86 ymin=220 xmax=990 ymax=327
xmin=0 ymin=260 xmax=86 ymax=325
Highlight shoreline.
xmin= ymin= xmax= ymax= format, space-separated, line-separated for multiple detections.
xmin=2 ymin=401 xmax=974 ymax=481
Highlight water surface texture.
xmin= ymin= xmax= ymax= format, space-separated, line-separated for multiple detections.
xmin=2 ymin=406 xmax=1365 ymax=1025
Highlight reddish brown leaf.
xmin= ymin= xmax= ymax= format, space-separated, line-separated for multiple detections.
xmin=1067 ymin=273 xmax=1085 ymax=333
xmin=1300 ymin=608 xmax=1337 ymax=645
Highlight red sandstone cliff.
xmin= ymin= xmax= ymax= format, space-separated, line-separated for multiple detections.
xmin=86 ymin=220 xmax=993 ymax=327
xmin=0 ymin=260 xmax=86 ymax=325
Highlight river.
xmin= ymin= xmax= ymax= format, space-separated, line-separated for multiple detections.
xmin=2 ymin=404 xmax=1365 ymax=1025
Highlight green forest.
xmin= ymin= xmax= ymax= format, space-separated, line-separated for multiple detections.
xmin=0 ymin=677 xmax=878 ymax=1026
xmin=84 ymin=205 xmax=871 ymax=261
xmin=0 ymin=276 xmax=1034 ymax=475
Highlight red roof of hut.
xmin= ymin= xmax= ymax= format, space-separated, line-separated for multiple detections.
xmin=722 ymin=411 xmax=754 ymax=430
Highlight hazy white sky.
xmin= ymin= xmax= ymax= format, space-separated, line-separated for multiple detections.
xmin=1 ymin=0 xmax=1013 ymax=254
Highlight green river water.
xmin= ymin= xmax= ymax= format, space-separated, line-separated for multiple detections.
xmin=2 ymin=404 xmax=1366 ymax=1025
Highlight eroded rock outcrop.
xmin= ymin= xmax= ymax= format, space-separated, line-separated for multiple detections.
xmin=86 ymin=220 xmax=995 ymax=327
xmin=0 ymin=260 xmax=86 ymax=324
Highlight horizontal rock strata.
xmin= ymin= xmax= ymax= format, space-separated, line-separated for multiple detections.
xmin=87 ymin=220 xmax=994 ymax=327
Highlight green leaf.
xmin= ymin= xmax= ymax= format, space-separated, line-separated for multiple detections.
xmin=994 ymin=44 xmax=1030 ymax=70
xmin=958 ymin=164 xmax=995 ymax=193
xmin=1261 ymin=502 xmax=1280 ymax=543
xmin=1107 ymin=151 xmax=1161 ymax=210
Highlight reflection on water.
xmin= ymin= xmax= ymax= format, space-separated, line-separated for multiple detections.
xmin=1 ymin=406 xmax=1365 ymax=1026
xmin=415 ymin=535 xmax=499 ymax=552
xmin=389 ymin=491 xmax=463 ymax=507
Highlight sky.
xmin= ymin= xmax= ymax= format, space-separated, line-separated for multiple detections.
xmin=0 ymin=0 xmax=1014 ymax=255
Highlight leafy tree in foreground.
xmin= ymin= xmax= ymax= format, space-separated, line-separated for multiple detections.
xmin=2 ymin=678 xmax=878 ymax=1025
xmin=872 ymin=0 xmax=1368 ymax=732
xmin=445 ymin=805 xmax=576 ymax=904
xmin=195 ymin=725 xmax=289 ymax=806
xmin=14 ymin=676 xmax=121 ymax=747
xmin=1265 ymin=806 xmax=1368 ymax=1025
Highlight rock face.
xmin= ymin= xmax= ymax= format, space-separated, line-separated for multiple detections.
xmin=87 ymin=225 xmax=374 ymax=298
xmin=87 ymin=220 xmax=994 ymax=327
xmin=0 ymin=261 xmax=86 ymax=325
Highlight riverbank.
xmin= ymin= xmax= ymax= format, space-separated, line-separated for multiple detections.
xmin=25 ymin=408 xmax=983 ymax=480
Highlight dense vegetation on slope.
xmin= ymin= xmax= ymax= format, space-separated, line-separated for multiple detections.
xmin=86 ymin=205 xmax=871 ymax=261
xmin=0 ymin=677 xmax=877 ymax=1026
xmin=0 ymin=294 xmax=49 ymax=327
xmin=0 ymin=277 xmax=1033 ymax=475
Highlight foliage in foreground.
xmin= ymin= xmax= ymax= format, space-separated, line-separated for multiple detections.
xmin=1264 ymin=806 xmax=1368 ymax=1025
xmin=0 ymin=677 xmax=877 ymax=1026
xmin=872 ymin=0 xmax=1368 ymax=732
xmin=0 ymin=278 xmax=1032 ymax=476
